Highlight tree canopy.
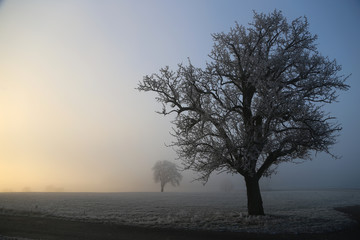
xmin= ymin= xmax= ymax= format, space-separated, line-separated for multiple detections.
xmin=152 ymin=160 xmax=182 ymax=192
xmin=139 ymin=10 xmax=349 ymax=214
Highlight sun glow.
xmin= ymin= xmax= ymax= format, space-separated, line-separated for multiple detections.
xmin=0 ymin=0 xmax=359 ymax=192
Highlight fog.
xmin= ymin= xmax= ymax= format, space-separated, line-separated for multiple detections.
xmin=0 ymin=0 xmax=359 ymax=192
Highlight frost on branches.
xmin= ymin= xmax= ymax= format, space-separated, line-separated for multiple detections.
xmin=138 ymin=10 xmax=349 ymax=215
xmin=153 ymin=160 xmax=182 ymax=192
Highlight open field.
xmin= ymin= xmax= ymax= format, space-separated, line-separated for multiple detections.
xmin=0 ymin=190 xmax=360 ymax=239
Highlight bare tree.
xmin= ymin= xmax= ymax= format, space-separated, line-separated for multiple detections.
xmin=138 ymin=10 xmax=349 ymax=215
xmin=153 ymin=160 xmax=182 ymax=192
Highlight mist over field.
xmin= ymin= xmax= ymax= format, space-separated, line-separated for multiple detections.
xmin=0 ymin=0 xmax=359 ymax=194
xmin=1 ymin=1 xmax=360 ymax=239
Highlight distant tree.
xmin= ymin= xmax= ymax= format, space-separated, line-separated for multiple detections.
xmin=45 ymin=185 xmax=64 ymax=192
xmin=138 ymin=10 xmax=349 ymax=215
xmin=152 ymin=160 xmax=182 ymax=192
xmin=220 ymin=179 xmax=234 ymax=192
xmin=22 ymin=187 xmax=32 ymax=192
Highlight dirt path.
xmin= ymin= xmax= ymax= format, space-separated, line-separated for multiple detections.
xmin=0 ymin=206 xmax=359 ymax=240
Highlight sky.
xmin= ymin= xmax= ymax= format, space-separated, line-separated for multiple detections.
xmin=0 ymin=0 xmax=359 ymax=192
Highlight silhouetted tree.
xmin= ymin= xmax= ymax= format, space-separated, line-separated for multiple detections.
xmin=138 ymin=10 xmax=349 ymax=215
xmin=152 ymin=160 xmax=182 ymax=192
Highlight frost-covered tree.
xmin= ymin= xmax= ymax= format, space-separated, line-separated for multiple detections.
xmin=152 ymin=160 xmax=182 ymax=192
xmin=138 ymin=11 xmax=349 ymax=215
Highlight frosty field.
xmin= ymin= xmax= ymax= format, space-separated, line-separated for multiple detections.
xmin=0 ymin=190 xmax=359 ymax=234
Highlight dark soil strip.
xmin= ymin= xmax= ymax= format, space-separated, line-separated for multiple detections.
xmin=0 ymin=206 xmax=359 ymax=240
xmin=335 ymin=205 xmax=360 ymax=224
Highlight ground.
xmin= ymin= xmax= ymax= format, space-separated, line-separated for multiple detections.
xmin=0 ymin=206 xmax=359 ymax=240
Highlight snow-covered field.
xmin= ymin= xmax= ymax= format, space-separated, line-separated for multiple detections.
xmin=0 ymin=190 xmax=359 ymax=233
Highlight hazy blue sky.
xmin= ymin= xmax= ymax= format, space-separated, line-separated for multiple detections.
xmin=0 ymin=0 xmax=359 ymax=192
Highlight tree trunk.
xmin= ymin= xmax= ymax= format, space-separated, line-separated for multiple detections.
xmin=245 ymin=176 xmax=264 ymax=215
xmin=161 ymin=183 xmax=164 ymax=192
